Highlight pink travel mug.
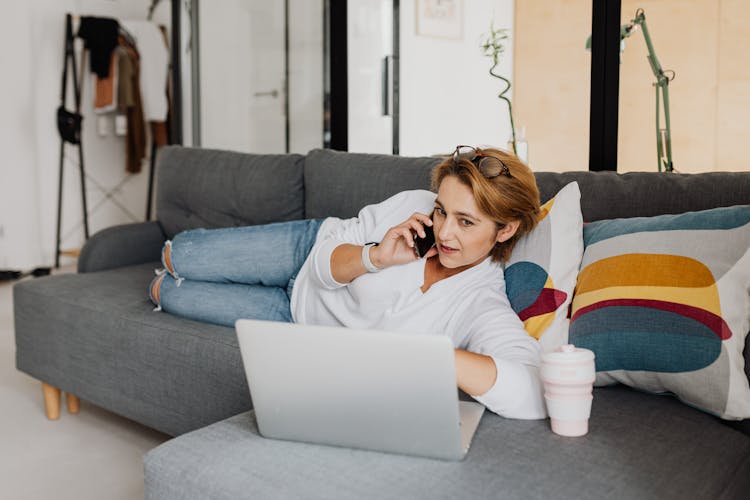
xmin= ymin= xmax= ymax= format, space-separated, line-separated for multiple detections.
xmin=540 ymin=344 xmax=596 ymax=437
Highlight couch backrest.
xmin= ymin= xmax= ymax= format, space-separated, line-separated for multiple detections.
xmin=156 ymin=146 xmax=750 ymax=236
xmin=155 ymin=146 xmax=305 ymax=238
xmin=534 ymin=171 xmax=750 ymax=221
xmin=304 ymin=149 xmax=750 ymax=221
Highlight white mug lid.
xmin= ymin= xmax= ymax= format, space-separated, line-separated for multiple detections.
xmin=542 ymin=344 xmax=595 ymax=364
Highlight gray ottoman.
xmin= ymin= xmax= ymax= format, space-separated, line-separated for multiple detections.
xmin=144 ymin=386 xmax=750 ymax=500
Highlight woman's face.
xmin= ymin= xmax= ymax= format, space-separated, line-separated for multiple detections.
xmin=432 ymin=176 xmax=515 ymax=269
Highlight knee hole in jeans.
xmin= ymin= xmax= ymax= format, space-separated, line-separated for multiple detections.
xmin=162 ymin=240 xmax=177 ymax=276
xmin=149 ymin=274 xmax=165 ymax=307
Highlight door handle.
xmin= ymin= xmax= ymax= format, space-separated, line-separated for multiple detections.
xmin=381 ymin=56 xmax=393 ymax=116
xmin=254 ymin=89 xmax=279 ymax=98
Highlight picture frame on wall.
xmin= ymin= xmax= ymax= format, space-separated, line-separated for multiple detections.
xmin=416 ymin=0 xmax=463 ymax=40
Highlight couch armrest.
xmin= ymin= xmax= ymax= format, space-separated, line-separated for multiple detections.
xmin=77 ymin=221 xmax=166 ymax=273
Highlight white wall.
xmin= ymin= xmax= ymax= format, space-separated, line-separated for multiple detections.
xmin=0 ymin=2 xmax=39 ymax=270
xmin=400 ymin=0 xmax=514 ymax=157
xmin=0 ymin=0 xmax=171 ymax=270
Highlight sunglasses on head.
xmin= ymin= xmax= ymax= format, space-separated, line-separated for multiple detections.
xmin=452 ymin=145 xmax=512 ymax=179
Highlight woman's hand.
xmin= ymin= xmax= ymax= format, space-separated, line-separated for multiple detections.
xmin=370 ymin=212 xmax=438 ymax=268
xmin=330 ymin=212 xmax=438 ymax=284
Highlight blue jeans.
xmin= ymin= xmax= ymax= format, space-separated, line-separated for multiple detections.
xmin=149 ymin=219 xmax=324 ymax=327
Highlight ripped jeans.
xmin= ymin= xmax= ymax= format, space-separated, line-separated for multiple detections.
xmin=149 ymin=219 xmax=325 ymax=327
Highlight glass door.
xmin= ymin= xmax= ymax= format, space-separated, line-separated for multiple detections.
xmin=195 ymin=0 xmax=324 ymax=154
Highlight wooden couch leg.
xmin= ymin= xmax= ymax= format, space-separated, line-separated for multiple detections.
xmin=42 ymin=383 xmax=61 ymax=420
xmin=66 ymin=393 xmax=80 ymax=414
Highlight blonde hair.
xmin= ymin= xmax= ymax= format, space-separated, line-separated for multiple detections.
xmin=430 ymin=147 xmax=541 ymax=263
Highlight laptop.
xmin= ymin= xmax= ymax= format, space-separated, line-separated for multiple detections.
xmin=235 ymin=319 xmax=485 ymax=461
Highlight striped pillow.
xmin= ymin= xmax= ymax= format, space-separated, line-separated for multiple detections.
xmin=569 ymin=205 xmax=750 ymax=419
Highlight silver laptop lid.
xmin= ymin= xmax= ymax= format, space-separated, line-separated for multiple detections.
xmin=236 ymin=319 xmax=473 ymax=460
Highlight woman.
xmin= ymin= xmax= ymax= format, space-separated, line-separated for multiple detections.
xmin=150 ymin=146 xmax=546 ymax=419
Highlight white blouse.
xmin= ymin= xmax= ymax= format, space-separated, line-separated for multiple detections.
xmin=290 ymin=190 xmax=546 ymax=419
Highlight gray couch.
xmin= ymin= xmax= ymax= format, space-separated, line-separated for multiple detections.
xmin=14 ymin=146 xmax=750 ymax=498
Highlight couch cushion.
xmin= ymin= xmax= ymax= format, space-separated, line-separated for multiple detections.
xmin=304 ymin=148 xmax=437 ymax=219
xmin=570 ymin=206 xmax=750 ymax=420
xmin=144 ymin=386 xmax=750 ymax=500
xmin=156 ymin=146 xmax=305 ymax=238
xmin=534 ymin=171 xmax=750 ymax=222
xmin=13 ymin=263 xmax=251 ymax=436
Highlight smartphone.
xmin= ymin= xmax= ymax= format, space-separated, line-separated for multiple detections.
xmin=414 ymin=224 xmax=436 ymax=258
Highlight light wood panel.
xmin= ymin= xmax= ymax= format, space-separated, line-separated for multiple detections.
xmin=513 ymin=0 xmax=591 ymax=172
xmin=716 ymin=0 xmax=750 ymax=172
xmin=618 ymin=0 xmax=718 ymax=173
xmin=515 ymin=0 xmax=749 ymax=173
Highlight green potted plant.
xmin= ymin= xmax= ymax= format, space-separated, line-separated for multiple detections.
xmin=480 ymin=23 xmax=518 ymax=156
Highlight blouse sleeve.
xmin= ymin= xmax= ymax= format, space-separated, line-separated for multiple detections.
xmin=458 ymin=292 xmax=547 ymax=420
xmin=304 ymin=190 xmax=436 ymax=290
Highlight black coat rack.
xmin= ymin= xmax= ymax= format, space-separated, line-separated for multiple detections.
xmin=54 ymin=9 xmax=180 ymax=267
xmin=55 ymin=13 xmax=90 ymax=268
